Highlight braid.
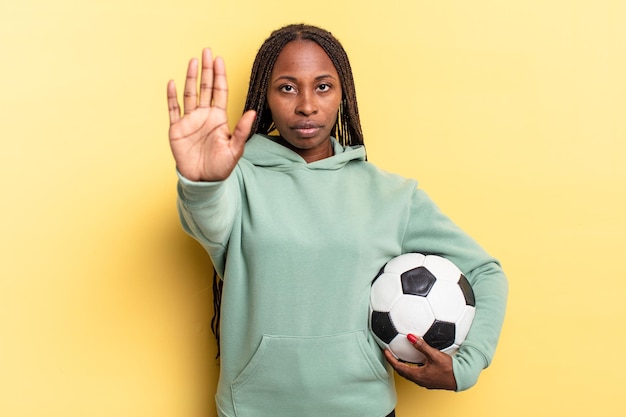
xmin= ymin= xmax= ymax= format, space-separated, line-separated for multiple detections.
xmin=211 ymin=24 xmax=364 ymax=357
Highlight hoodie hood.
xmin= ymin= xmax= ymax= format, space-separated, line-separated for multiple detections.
xmin=242 ymin=134 xmax=366 ymax=171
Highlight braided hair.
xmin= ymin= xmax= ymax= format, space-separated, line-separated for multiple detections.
xmin=211 ymin=24 xmax=365 ymax=356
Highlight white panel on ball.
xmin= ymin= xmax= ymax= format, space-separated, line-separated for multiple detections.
xmin=422 ymin=255 xmax=462 ymax=282
xmin=389 ymin=296 xmax=434 ymax=336
xmin=454 ymin=306 xmax=476 ymax=345
xmin=370 ymin=273 xmax=403 ymax=312
xmin=389 ymin=336 xmax=426 ymax=364
xmin=427 ymin=280 xmax=466 ymax=323
xmin=383 ymin=252 xmax=425 ymax=274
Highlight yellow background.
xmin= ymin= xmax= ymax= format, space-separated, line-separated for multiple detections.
xmin=1 ymin=0 xmax=625 ymax=416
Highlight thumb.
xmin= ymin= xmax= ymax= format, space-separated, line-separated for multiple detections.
xmin=231 ymin=110 xmax=257 ymax=150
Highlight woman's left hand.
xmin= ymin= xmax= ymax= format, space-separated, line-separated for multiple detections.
xmin=384 ymin=334 xmax=457 ymax=391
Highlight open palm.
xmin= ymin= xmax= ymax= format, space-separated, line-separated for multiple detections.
xmin=167 ymin=48 xmax=256 ymax=182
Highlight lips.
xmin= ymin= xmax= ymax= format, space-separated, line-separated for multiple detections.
xmin=292 ymin=121 xmax=322 ymax=138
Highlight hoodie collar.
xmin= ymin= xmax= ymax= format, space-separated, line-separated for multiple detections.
xmin=242 ymin=134 xmax=366 ymax=171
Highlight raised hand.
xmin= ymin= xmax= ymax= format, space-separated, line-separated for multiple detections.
xmin=384 ymin=334 xmax=457 ymax=390
xmin=167 ymin=48 xmax=256 ymax=182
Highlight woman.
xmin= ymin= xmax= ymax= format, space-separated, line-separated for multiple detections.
xmin=167 ymin=24 xmax=507 ymax=417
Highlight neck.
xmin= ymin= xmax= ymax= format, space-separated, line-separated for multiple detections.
xmin=278 ymin=137 xmax=334 ymax=163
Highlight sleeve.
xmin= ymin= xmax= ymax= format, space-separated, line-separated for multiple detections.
xmin=176 ymin=169 xmax=241 ymax=276
xmin=401 ymin=188 xmax=508 ymax=391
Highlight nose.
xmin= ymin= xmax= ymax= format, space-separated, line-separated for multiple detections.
xmin=295 ymin=90 xmax=318 ymax=116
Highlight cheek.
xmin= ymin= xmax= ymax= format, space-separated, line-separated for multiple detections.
xmin=267 ymin=98 xmax=290 ymax=125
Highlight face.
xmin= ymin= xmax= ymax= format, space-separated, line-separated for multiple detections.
xmin=267 ymin=40 xmax=342 ymax=163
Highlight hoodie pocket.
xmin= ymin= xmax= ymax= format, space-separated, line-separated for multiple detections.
xmin=231 ymin=330 xmax=391 ymax=417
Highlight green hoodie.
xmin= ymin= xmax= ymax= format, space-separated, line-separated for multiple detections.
xmin=177 ymin=134 xmax=508 ymax=417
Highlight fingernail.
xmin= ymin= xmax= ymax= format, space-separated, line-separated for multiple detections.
xmin=407 ymin=334 xmax=418 ymax=344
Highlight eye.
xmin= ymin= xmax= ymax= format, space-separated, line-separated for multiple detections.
xmin=280 ymin=85 xmax=296 ymax=93
xmin=317 ymin=83 xmax=331 ymax=92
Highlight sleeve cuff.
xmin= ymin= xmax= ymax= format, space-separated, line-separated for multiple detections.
xmin=452 ymin=343 xmax=489 ymax=391
xmin=176 ymin=170 xmax=228 ymax=206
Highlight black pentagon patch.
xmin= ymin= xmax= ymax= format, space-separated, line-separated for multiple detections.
xmin=458 ymin=274 xmax=475 ymax=307
xmin=423 ymin=320 xmax=455 ymax=350
xmin=401 ymin=266 xmax=436 ymax=296
xmin=371 ymin=311 xmax=398 ymax=344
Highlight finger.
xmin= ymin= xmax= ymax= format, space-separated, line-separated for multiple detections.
xmin=183 ymin=57 xmax=199 ymax=114
xmin=384 ymin=349 xmax=401 ymax=367
xmin=167 ymin=80 xmax=181 ymax=124
xmin=198 ymin=48 xmax=213 ymax=108
xmin=407 ymin=334 xmax=438 ymax=363
xmin=384 ymin=350 xmax=421 ymax=380
xmin=212 ymin=56 xmax=228 ymax=111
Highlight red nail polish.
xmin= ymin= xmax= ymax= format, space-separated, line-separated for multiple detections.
xmin=407 ymin=334 xmax=418 ymax=344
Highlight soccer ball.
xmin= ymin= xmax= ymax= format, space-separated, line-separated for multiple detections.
xmin=369 ymin=253 xmax=476 ymax=364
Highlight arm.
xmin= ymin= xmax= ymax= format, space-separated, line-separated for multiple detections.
xmin=176 ymin=174 xmax=240 ymax=276
xmin=167 ymin=48 xmax=255 ymax=274
xmin=386 ymin=188 xmax=508 ymax=391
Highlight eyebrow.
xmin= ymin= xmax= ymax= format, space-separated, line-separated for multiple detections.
xmin=272 ymin=74 xmax=337 ymax=84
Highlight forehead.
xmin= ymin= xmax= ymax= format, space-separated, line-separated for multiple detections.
xmin=271 ymin=39 xmax=338 ymax=78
